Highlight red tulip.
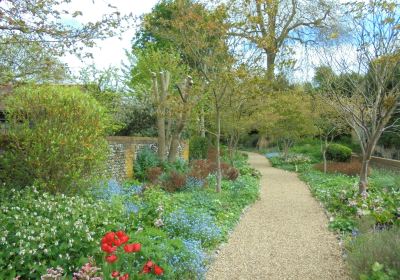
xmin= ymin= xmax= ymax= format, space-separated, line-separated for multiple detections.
xmin=123 ymin=243 xmax=141 ymax=253
xmin=105 ymin=254 xmax=118 ymax=263
xmin=120 ymin=235 xmax=129 ymax=244
xmin=101 ymin=243 xmax=117 ymax=254
xmin=119 ymin=273 xmax=129 ymax=280
xmin=141 ymin=260 xmax=153 ymax=274
xmin=111 ymin=271 xmax=120 ymax=278
xmin=114 ymin=239 xmax=122 ymax=247
xmin=153 ymin=265 xmax=164 ymax=275
xmin=115 ymin=231 xmax=129 ymax=244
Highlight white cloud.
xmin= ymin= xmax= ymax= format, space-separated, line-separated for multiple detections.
xmin=61 ymin=0 xmax=158 ymax=73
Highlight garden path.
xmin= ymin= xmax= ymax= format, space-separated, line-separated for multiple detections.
xmin=206 ymin=152 xmax=349 ymax=280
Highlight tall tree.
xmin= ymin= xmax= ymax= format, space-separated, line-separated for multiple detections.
xmin=319 ymin=0 xmax=400 ymax=195
xmin=230 ymin=0 xmax=334 ymax=79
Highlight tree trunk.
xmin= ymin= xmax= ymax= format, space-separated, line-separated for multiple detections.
xmin=200 ymin=106 xmax=206 ymax=137
xmin=168 ymin=136 xmax=180 ymax=163
xmin=266 ymin=51 xmax=276 ymax=80
xmin=359 ymin=155 xmax=369 ymax=196
xmin=216 ymin=108 xmax=222 ymax=193
xmin=358 ymin=134 xmax=380 ymax=195
xmin=157 ymin=117 xmax=166 ymax=161
xmin=323 ymin=138 xmax=328 ymax=174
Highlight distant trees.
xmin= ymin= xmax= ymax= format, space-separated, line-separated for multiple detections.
xmin=229 ymin=0 xmax=335 ymax=79
xmin=316 ymin=0 xmax=400 ymax=195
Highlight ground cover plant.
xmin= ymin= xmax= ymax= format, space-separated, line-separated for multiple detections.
xmin=264 ymin=139 xmax=400 ymax=279
xmin=0 ymin=151 xmax=260 ymax=279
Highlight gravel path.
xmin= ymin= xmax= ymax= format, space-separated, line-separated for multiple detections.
xmin=206 ymin=152 xmax=349 ymax=280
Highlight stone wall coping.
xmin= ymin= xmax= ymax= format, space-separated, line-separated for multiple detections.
xmin=106 ymin=136 xmax=157 ymax=144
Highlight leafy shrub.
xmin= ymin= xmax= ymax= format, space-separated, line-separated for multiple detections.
xmin=189 ymin=160 xmax=213 ymax=180
xmin=146 ymin=167 xmax=163 ymax=184
xmin=134 ymin=147 xmax=159 ymax=181
xmin=326 ymin=143 xmax=352 ymax=162
xmin=0 ymin=85 xmax=109 ymax=193
xmin=162 ymin=171 xmax=187 ymax=192
xmin=0 ymin=186 xmax=128 ymax=279
xmin=314 ymin=160 xmax=370 ymax=176
xmin=220 ymin=162 xmax=239 ymax=181
xmin=189 ymin=136 xmax=209 ymax=160
xmin=346 ymin=225 xmax=400 ymax=279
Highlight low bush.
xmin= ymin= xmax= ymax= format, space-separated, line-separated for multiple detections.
xmin=220 ymin=162 xmax=239 ymax=181
xmin=189 ymin=160 xmax=212 ymax=180
xmin=146 ymin=166 xmax=163 ymax=184
xmin=326 ymin=143 xmax=352 ymax=162
xmin=162 ymin=171 xmax=187 ymax=192
xmin=134 ymin=147 xmax=159 ymax=181
xmin=346 ymin=225 xmax=400 ymax=280
xmin=189 ymin=136 xmax=209 ymax=160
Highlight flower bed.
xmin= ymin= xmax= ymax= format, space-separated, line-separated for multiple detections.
xmin=0 ymin=153 xmax=260 ymax=279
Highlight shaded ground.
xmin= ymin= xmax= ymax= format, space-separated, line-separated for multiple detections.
xmin=207 ymin=152 xmax=349 ymax=280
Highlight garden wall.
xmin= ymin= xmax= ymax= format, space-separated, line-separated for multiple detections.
xmin=351 ymin=154 xmax=400 ymax=172
xmin=107 ymin=136 xmax=189 ymax=180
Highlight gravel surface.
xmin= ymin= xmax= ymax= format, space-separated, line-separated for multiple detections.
xmin=206 ymin=152 xmax=349 ymax=280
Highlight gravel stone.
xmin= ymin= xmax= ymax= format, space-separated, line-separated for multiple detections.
xmin=206 ymin=152 xmax=349 ymax=280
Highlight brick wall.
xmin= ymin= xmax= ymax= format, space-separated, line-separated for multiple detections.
xmin=351 ymin=154 xmax=400 ymax=172
xmin=107 ymin=136 xmax=189 ymax=181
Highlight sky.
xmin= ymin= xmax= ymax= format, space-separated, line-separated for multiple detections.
xmin=61 ymin=0 xmax=158 ymax=74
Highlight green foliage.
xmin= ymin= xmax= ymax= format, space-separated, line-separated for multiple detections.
xmin=268 ymin=140 xmax=400 ymax=233
xmin=134 ymin=147 xmax=160 ymax=181
xmin=346 ymin=226 xmax=400 ymax=280
xmin=0 ymin=186 xmax=128 ymax=279
xmin=326 ymin=143 xmax=352 ymax=162
xmin=189 ymin=136 xmax=209 ymax=160
xmin=0 ymin=85 xmax=109 ymax=193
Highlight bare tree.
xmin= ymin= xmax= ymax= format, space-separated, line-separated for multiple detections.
xmin=229 ymin=0 xmax=335 ymax=79
xmin=320 ymin=0 xmax=400 ymax=195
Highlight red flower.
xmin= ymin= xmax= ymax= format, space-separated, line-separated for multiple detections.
xmin=119 ymin=273 xmax=129 ymax=280
xmin=102 ymin=232 xmax=116 ymax=244
xmin=105 ymin=254 xmax=118 ymax=263
xmin=116 ymin=231 xmax=129 ymax=245
xmin=153 ymin=265 xmax=164 ymax=275
xmin=141 ymin=260 xmax=153 ymax=274
xmin=101 ymin=243 xmax=117 ymax=254
xmin=114 ymin=239 xmax=122 ymax=247
xmin=111 ymin=271 xmax=120 ymax=278
xmin=123 ymin=243 xmax=141 ymax=253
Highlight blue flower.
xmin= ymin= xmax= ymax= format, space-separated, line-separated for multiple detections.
xmin=164 ymin=209 xmax=222 ymax=246
xmin=168 ymin=239 xmax=207 ymax=280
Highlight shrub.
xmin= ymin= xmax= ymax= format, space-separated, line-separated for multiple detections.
xmin=326 ymin=143 xmax=352 ymax=162
xmin=220 ymin=162 xmax=239 ymax=181
xmin=346 ymin=225 xmax=400 ymax=279
xmin=134 ymin=147 xmax=159 ymax=181
xmin=0 ymin=85 xmax=109 ymax=193
xmin=189 ymin=160 xmax=212 ymax=180
xmin=189 ymin=136 xmax=209 ymax=160
xmin=146 ymin=167 xmax=163 ymax=184
xmin=162 ymin=171 xmax=187 ymax=192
